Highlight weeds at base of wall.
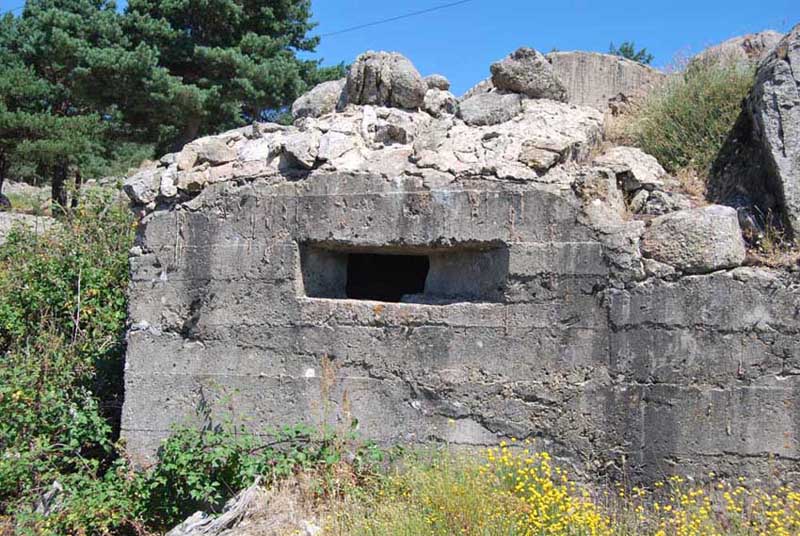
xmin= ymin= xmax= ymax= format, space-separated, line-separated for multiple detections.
xmin=322 ymin=442 xmax=800 ymax=536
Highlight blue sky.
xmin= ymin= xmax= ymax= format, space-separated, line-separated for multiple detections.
xmin=306 ymin=0 xmax=799 ymax=94
xmin=0 ymin=0 xmax=797 ymax=95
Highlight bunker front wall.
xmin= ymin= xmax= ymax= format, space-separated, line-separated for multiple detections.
xmin=123 ymin=171 xmax=800 ymax=482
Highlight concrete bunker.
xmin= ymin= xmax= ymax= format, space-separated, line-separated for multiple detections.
xmin=121 ymin=48 xmax=800 ymax=485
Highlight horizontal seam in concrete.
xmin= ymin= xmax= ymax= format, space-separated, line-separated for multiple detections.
xmin=610 ymin=323 xmax=800 ymax=335
xmin=123 ymin=373 xmax=799 ymax=391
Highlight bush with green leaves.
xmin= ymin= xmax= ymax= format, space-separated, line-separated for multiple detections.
xmin=0 ymin=186 xmax=385 ymax=535
xmin=0 ymin=187 xmax=134 ymax=532
xmin=628 ymin=59 xmax=754 ymax=179
xmin=0 ymin=188 xmax=132 ymax=495
xmin=139 ymin=421 xmax=384 ymax=530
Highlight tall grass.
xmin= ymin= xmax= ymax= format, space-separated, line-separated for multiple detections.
xmin=628 ymin=60 xmax=754 ymax=180
xmin=326 ymin=444 xmax=800 ymax=536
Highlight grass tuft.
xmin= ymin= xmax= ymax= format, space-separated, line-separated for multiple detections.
xmin=626 ymin=59 xmax=754 ymax=182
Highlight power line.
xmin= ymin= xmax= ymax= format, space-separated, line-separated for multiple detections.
xmin=320 ymin=0 xmax=475 ymax=38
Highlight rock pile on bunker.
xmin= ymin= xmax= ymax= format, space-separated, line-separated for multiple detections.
xmin=345 ymin=51 xmax=428 ymax=109
xmin=490 ymin=47 xmax=568 ymax=101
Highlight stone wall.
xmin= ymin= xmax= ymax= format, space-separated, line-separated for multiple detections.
xmin=121 ymin=49 xmax=800 ymax=484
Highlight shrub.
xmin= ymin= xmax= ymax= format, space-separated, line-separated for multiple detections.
xmin=0 ymin=187 xmax=133 ymax=505
xmin=628 ymin=60 xmax=754 ymax=180
xmin=0 ymin=187 xmax=136 ymax=534
xmin=0 ymin=189 xmax=386 ymax=535
xmin=139 ymin=422 xmax=383 ymax=530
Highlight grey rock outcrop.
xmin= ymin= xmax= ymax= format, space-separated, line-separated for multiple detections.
xmin=192 ymin=137 xmax=237 ymax=165
xmin=746 ymin=25 xmax=800 ymax=236
xmin=123 ymin=166 xmax=162 ymax=205
xmin=291 ymin=79 xmax=346 ymax=119
xmin=490 ymin=47 xmax=568 ymax=101
xmin=345 ymin=51 xmax=427 ymax=109
xmin=2 ymin=180 xmax=49 ymax=210
xmin=641 ymin=205 xmax=747 ymax=273
xmin=458 ymin=91 xmax=522 ymax=126
xmin=461 ymin=77 xmax=494 ymax=100
xmin=547 ymin=51 xmax=666 ymax=111
xmin=424 ymin=74 xmax=451 ymax=91
xmin=635 ymin=190 xmax=694 ymax=216
xmin=694 ymin=30 xmax=783 ymax=69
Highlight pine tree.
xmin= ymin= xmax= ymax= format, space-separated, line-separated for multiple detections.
xmin=609 ymin=41 xmax=654 ymax=65
xmin=0 ymin=2 xmax=115 ymax=209
xmin=123 ymin=0 xmax=345 ymax=150
xmin=0 ymin=1 xmax=152 ymax=209
xmin=0 ymin=0 xmax=342 ymax=206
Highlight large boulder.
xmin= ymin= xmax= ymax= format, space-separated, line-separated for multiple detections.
xmin=458 ymin=91 xmax=522 ymax=126
xmin=745 ymin=25 xmax=800 ymax=237
xmin=345 ymin=51 xmax=427 ymax=109
xmin=291 ymin=79 xmax=346 ymax=119
xmin=546 ymin=51 xmax=666 ymax=112
xmin=641 ymin=205 xmax=746 ymax=274
xmin=693 ymin=30 xmax=783 ymax=70
xmin=490 ymin=48 xmax=568 ymax=101
xmin=424 ymin=74 xmax=451 ymax=91
xmin=191 ymin=137 xmax=237 ymax=165
xmin=593 ymin=146 xmax=669 ymax=192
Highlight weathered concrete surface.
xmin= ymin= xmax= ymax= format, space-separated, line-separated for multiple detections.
xmin=546 ymin=51 xmax=666 ymax=111
xmin=122 ymin=51 xmax=800 ymax=485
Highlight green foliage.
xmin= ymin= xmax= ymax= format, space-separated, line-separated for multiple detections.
xmin=0 ymin=0 xmax=340 ymax=202
xmin=609 ymin=41 xmax=654 ymax=64
xmin=0 ymin=188 xmax=133 ymax=513
xmin=122 ymin=0 xmax=345 ymax=150
xmin=629 ymin=60 xmax=754 ymax=178
xmin=140 ymin=422 xmax=379 ymax=529
xmin=0 ymin=1 xmax=154 ymax=205
xmin=0 ymin=200 xmax=382 ymax=533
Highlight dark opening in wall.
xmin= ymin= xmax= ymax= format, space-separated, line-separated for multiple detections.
xmin=299 ymin=244 xmax=508 ymax=304
xmin=346 ymin=253 xmax=430 ymax=302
